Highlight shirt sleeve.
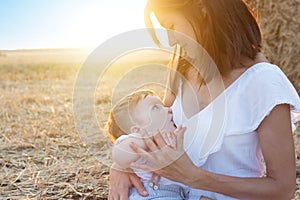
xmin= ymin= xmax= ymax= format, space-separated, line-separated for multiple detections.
xmin=225 ymin=63 xmax=300 ymax=135
xmin=115 ymin=135 xmax=129 ymax=145
xmin=115 ymin=132 xmax=141 ymax=145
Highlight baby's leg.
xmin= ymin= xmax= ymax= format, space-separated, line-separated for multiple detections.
xmin=129 ymin=182 xmax=183 ymax=200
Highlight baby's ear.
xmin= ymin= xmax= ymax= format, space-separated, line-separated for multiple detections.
xmin=130 ymin=126 xmax=140 ymax=133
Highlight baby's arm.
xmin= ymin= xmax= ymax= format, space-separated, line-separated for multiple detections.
xmin=112 ymin=134 xmax=146 ymax=169
xmin=113 ymin=126 xmax=183 ymax=169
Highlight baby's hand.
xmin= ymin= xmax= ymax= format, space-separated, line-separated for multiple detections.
xmin=161 ymin=130 xmax=176 ymax=149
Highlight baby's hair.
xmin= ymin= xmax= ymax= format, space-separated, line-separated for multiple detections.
xmin=104 ymin=89 xmax=157 ymax=142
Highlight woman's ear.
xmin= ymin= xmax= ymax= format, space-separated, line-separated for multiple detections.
xmin=130 ymin=126 xmax=140 ymax=133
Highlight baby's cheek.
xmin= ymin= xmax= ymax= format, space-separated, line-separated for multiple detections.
xmin=151 ymin=113 xmax=168 ymax=130
xmin=148 ymin=120 xmax=161 ymax=130
xmin=156 ymin=120 xmax=165 ymax=130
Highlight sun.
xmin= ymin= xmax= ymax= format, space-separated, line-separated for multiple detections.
xmin=59 ymin=0 xmax=149 ymax=49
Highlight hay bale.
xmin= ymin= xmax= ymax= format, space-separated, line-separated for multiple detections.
xmin=246 ymin=0 xmax=300 ymax=95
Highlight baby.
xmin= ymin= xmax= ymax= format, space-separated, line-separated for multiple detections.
xmin=105 ymin=90 xmax=190 ymax=199
xmin=105 ymin=90 xmax=213 ymax=200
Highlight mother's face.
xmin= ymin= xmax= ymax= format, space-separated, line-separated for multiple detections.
xmin=154 ymin=10 xmax=198 ymax=60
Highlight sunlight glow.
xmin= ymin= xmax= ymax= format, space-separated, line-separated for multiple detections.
xmin=0 ymin=0 xmax=149 ymax=50
xmin=61 ymin=1 xmax=147 ymax=49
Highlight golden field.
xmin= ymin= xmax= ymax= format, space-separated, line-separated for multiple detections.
xmin=0 ymin=48 xmax=170 ymax=199
xmin=0 ymin=48 xmax=299 ymax=199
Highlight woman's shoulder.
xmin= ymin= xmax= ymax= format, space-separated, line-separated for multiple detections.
xmin=239 ymin=52 xmax=283 ymax=78
xmin=239 ymin=62 xmax=288 ymax=85
xmin=224 ymin=62 xmax=300 ymax=135
xmin=247 ymin=61 xmax=280 ymax=73
xmin=234 ymin=62 xmax=299 ymax=101
xmin=225 ymin=62 xmax=286 ymax=96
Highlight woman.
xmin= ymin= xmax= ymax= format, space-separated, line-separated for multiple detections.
xmin=109 ymin=0 xmax=300 ymax=199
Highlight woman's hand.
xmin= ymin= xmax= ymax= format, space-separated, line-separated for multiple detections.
xmin=129 ymin=126 xmax=198 ymax=185
xmin=160 ymin=130 xmax=177 ymax=149
xmin=108 ymin=164 xmax=148 ymax=200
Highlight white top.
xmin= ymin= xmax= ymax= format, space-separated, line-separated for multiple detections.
xmin=171 ymin=62 xmax=300 ymax=199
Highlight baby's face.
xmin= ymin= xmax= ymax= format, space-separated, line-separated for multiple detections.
xmin=132 ymin=95 xmax=176 ymax=132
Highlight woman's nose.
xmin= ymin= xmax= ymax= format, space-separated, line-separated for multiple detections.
xmin=167 ymin=30 xmax=177 ymax=47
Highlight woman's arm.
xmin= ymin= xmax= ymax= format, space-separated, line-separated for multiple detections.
xmin=112 ymin=136 xmax=146 ymax=169
xmin=131 ymin=104 xmax=296 ymax=199
xmin=186 ymin=104 xmax=296 ymax=199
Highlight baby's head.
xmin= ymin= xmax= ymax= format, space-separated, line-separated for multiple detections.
xmin=105 ymin=89 xmax=176 ymax=142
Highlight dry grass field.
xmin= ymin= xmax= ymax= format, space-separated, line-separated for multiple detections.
xmin=0 ymin=49 xmax=110 ymax=199
xmin=0 ymin=48 xmax=170 ymax=199
xmin=0 ymin=48 xmax=299 ymax=200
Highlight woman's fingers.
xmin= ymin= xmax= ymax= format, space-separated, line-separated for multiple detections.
xmin=108 ymin=191 xmax=119 ymax=200
xmin=167 ymin=131 xmax=177 ymax=149
xmin=139 ymin=129 xmax=160 ymax=152
xmin=153 ymin=131 xmax=168 ymax=149
xmin=108 ymin=165 xmax=148 ymax=200
xmin=139 ymin=129 xmax=167 ymax=150
xmin=174 ymin=125 xmax=184 ymax=136
xmin=161 ymin=130 xmax=171 ymax=146
xmin=129 ymin=173 xmax=149 ymax=197
xmin=161 ymin=130 xmax=176 ymax=149
xmin=129 ymin=142 xmax=157 ymax=164
xmin=130 ymin=162 xmax=154 ymax=172
xmin=175 ymin=126 xmax=186 ymax=150
xmin=108 ymin=167 xmax=129 ymax=200
xmin=120 ymin=195 xmax=128 ymax=200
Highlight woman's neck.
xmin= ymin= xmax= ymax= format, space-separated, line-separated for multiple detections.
xmin=238 ymin=53 xmax=269 ymax=69
xmin=221 ymin=53 xmax=269 ymax=87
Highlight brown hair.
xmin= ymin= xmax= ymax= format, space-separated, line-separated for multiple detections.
xmin=145 ymin=0 xmax=262 ymax=92
xmin=104 ymin=90 xmax=156 ymax=142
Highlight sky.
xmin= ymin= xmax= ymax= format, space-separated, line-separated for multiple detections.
xmin=0 ymin=0 xmax=152 ymax=50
